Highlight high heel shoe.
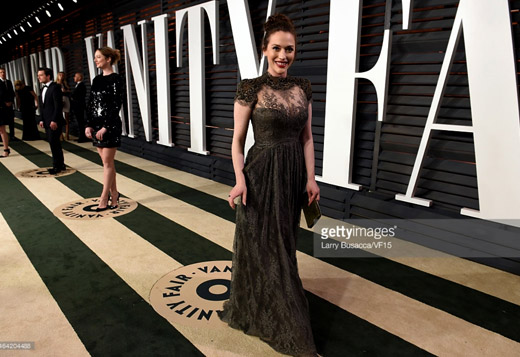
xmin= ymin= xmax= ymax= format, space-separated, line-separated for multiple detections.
xmin=0 ymin=148 xmax=10 ymax=158
xmin=109 ymin=192 xmax=120 ymax=209
xmin=96 ymin=197 xmax=110 ymax=212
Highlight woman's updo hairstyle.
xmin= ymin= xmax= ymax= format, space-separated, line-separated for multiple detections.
xmin=96 ymin=46 xmax=121 ymax=65
xmin=262 ymin=14 xmax=297 ymax=51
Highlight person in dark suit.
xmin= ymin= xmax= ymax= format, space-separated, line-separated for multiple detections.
xmin=71 ymin=72 xmax=88 ymax=142
xmin=37 ymin=67 xmax=66 ymax=174
xmin=14 ymin=80 xmax=40 ymax=140
xmin=0 ymin=67 xmax=14 ymax=157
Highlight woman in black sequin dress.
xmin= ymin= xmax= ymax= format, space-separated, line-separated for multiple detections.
xmin=85 ymin=47 xmax=125 ymax=211
xmin=218 ymin=14 xmax=320 ymax=357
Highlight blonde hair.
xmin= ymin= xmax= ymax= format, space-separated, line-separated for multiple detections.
xmin=96 ymin=46 xmax=121 ymax=65
xmin=14 ymin=80 xmax=24 ymax=90
xmin=56 ymin=71 xmax=70 ymax=90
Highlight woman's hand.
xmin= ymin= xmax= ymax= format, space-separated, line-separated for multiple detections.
xmin=306 ymin=179 xmax=320 ymax=206
xmin=228 ymin=182 xmax=247 ymax=209
xmin=95 ymin=127 xmax=107 ymax=141
xmin=85 ymin=127 xmax=94 ymax=139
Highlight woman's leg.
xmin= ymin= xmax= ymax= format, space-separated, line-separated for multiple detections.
xmin=97 ymin=147 xmax=117 ymax=208
xmin=110 ymin=149 xmax=119 ymax=206
xmin=0 ymin=125 xmax=9 ymax=157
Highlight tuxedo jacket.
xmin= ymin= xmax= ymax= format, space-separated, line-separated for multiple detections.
xmin=39 ymin=82 xmax=64 ymax=127
xmin=71 ymin=81 xmax=86 ymax=110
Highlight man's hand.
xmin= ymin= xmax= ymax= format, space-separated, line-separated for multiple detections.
xmin=39 ymin=121 xmax=44 ymax=128
xmin=49 ymin=121 xmax=58 ymax=130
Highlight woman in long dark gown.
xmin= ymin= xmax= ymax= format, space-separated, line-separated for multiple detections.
xmin=14 ymin=80 xmax=40 ymax=140
xmin=219 ymin=14 xmax=321 ymax=357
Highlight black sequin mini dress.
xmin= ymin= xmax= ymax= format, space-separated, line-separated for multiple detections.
xmin=218 ymin=72 xmax=317 ymax=357
xmin=86 ymin=73 xmax=124 ymax=148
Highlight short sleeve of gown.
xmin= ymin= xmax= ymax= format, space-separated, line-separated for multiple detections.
xmin=303 ymin=78 xmax=312 ymax=102
xmin=234 ymin=79 xmax=257 ymax=108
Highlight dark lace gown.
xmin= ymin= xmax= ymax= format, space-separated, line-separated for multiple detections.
xmin=86 ymin=73 xmax=124 ymax=148
xmin=219 ymin=72 xmax=317 ymax=356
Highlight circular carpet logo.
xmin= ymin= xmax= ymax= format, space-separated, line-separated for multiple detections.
xmin=150 ymin=261 xmax=232 ymax=328
xmin=53 ymin=197 xmax=138 ymax=220
xmin=16 ymin=167 xmax=77 ymax=178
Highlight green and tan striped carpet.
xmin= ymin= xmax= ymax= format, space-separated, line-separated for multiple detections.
xmin=1 ymin=120 xmax=519 ymax=356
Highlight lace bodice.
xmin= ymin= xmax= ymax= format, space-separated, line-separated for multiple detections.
xmin=235 ymin=72 xmax=312 ymax=146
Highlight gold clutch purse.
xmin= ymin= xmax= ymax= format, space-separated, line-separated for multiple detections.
xmin=302 ymin=199 xmax=321 ymax=228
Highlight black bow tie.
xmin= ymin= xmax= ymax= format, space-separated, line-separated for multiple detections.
xmin=43 ymin=84 xmax=48 ymax=88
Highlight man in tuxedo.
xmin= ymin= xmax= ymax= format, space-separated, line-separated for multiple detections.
xmin=71 ymin=72 xmax=88 ymax=142
xmin=37 ymin=67 xmax=66 ymax=174
xmin=0 ymin=67 xmax=16 ymax=140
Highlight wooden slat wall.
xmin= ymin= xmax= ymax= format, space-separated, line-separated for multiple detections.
xmin=380 ymin=0 xmax=478 ymax=213
xmin=3 ymin=0 xmax=520 ymax=273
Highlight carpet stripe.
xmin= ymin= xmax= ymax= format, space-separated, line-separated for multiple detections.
xmin=9 ymin=124 xmax=520 ymax=352
xmin=0 ymin=150 xmax=203 ymax=356
xmin=16 ymin=139 xmax=520 ymax=355
xmin=110 ymin=149 xmax=520 ymax=307
xmin=12 ymin=138 xmax=431 ymax=355
xmin=0 ymin=213 xmax=89 ymax=356
xmin=0 ymin=146 xmax=291 ymax=357
xmin=50 ymin=135 xmax=520 ymax=344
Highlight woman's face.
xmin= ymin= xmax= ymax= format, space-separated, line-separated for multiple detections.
xmin=263 ymin=31 xmax=295 ymax=78
xmin=94 ymin=50 xmax=111 ymax=69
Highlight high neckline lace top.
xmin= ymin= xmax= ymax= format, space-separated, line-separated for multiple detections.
xmin=233 ymin=72 xmax=312 ymax=146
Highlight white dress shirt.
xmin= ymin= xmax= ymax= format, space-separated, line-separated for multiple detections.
xmin=42 ymin=81 xmax=52 ymax=103
xmin=42 ymin=80 xmax=53 ymax=103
